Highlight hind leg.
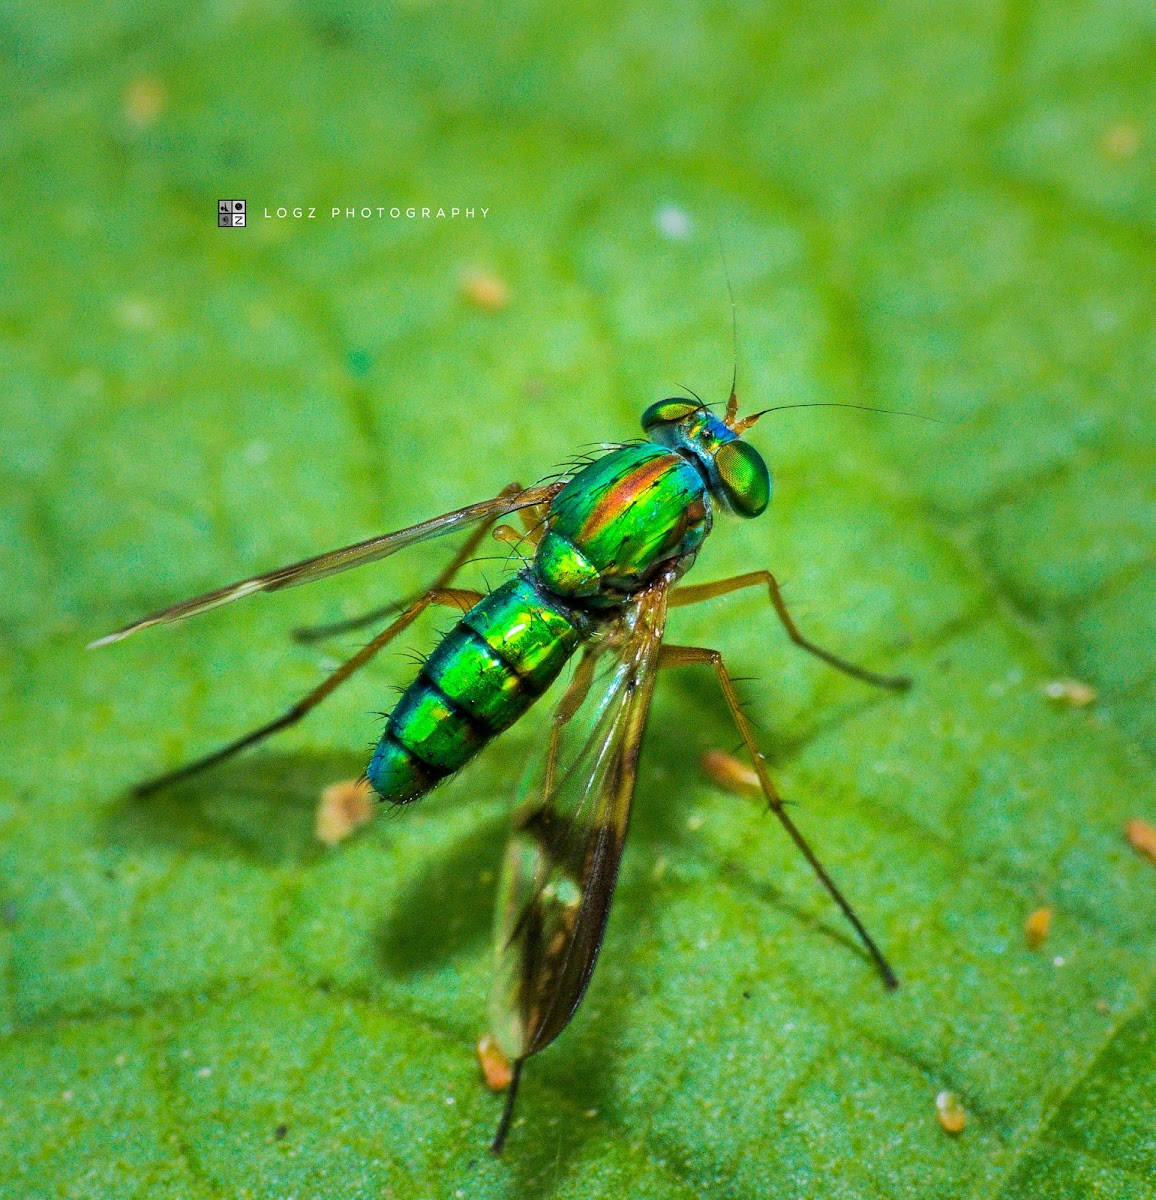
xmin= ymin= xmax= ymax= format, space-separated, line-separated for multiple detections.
xmin=659 ymin=642 xmax=898 ymax=989
xmin=134 ymin=587 xmax=482 ymax=797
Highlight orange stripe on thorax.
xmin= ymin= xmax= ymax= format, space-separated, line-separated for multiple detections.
xmin=577 ymin=453 xmax=674 ymax=542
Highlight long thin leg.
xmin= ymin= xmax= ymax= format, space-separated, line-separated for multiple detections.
xmin=659 ymin=642 xmax=898 ymax=989
xmin=134 ymin=586 xmax=483 ymax=798
xmin=292 ymin=483 xmax=525 ymax=643
xmin=542 ymin=649 xmax=598 ymax=800
xmin=671 ymin=570 xmax=910 ymax=691
xmin=291 ymin=599 xmax=407 ymax=645
xmin=490 ymin=1058 xmax=524 ymax=1155
xmin=486 ymin=650 xmax=597 ymax=1153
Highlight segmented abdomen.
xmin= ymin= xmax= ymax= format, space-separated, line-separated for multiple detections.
xmin=368 ymin=572 xmax=584 ymax=804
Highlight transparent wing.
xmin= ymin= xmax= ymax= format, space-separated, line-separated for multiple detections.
xmin=488 ymin=573 xmax=673 ymax=1064
xmin=89 ymin=481 xmax=563 ymax=647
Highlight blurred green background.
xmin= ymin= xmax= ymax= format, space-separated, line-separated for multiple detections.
xmin=1 ymin=2 xmax=1154 ymax=1198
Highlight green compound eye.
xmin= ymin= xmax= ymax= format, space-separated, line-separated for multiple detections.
xmin=715 ymin=440 xmax=770 ymax=517
xmin=641 ymin=398 xmax=700 ymax=431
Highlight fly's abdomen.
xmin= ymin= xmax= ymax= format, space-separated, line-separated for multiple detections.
xmin=368 ymin=572 xmax=584 ymax=804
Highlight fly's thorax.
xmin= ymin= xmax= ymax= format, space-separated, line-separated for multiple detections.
xmin=535 ymin=443 xmax=711 ymax=606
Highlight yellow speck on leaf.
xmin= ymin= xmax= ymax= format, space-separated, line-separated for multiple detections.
xmin=1024 ymin=906 xmax=1053 ymax=949
xmin=316 ymin=778 xmax=374 ymax=846
xmin=1101 ymin=120 xmax=1141 ymax=160
xmin=700 ymin=749 xmax=760 ymax=796
xmin=476 ymin=1034 xmax=513 ymax=1092
xmin=124 ymin=78 xmax=166 ymax=127
xmin=1124 ymin=818 xmax=1156 ymax=865
xmin=1041 ymin=678 xmax=1097 ymax=707
xmin=936 ymin=1090 xmax=966 ymax=1135
xmin=461 ymin=269 xmax=510 ymax=312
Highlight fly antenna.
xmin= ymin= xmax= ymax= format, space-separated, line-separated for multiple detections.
xmin=717 ymin=233 xmax=740 ymax=425
xmin=739 ymin=402 xmax=948 ymax=428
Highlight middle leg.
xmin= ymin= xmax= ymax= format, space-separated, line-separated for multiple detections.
xmin=293 ymin=481 xmax=526 ymax=643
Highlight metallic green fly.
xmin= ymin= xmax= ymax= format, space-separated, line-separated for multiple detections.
xmin=92 ymin=388 xmax=909 ymax=1152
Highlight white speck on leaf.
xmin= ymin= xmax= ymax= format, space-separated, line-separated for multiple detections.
xmin=655 ymin=203 xmax=693 ymax=239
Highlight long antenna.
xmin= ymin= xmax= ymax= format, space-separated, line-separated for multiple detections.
xmin=749 ymin=402 xmax=947 ymax=424
xmin=716 ymin=233 xmax=740 ymax=423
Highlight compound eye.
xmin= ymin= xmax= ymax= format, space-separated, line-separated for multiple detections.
xmin=715 ymin=440 xmax=770 ymax=517
xmin=641 ymin=398 xmax=700 ymax=432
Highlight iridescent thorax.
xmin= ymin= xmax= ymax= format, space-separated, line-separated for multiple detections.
xmin=536 ymin=442 xmax=711 ymax=606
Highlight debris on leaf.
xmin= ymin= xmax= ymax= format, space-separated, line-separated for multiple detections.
xmin=316 ymin=778 xmax=374 ymax=846
xmin=460 ymin=269 xmax=510 ymax=312
xmin=476 ymin=1035 xmax=513 ymax=1092
xmin=1124 ymin=818 xmax=1156 ymax=865
xmin=1101 ymin=120 xmax=1141 ymax=160
xmin=124 ymin=78 xmax=166 ymax=127
xmin=935 ymin=1090 xmax=966 ymax=1135
xmin=1024 ymin=906 xmax=1053 ymax=949
xmin=654 ymin=203 xmax=693 ymax=240
xmin=1041 ymin=678 xmax=1097 ymax=707
xmin=701 ymin=749 xmax=760 ymax=796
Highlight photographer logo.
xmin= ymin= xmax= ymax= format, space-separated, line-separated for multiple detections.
xmin=218 ymin=200 xmax=246 ymax=228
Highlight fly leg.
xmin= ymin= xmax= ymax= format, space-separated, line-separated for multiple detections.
xmin=292 ymin=482 xmax=526 ymax=643
xmin=541 ymin=648 xmax=598 ymax=801
xmin=491 ymin=494 xmax=550 ymax=556
xmin=490 ymin=1060 xmax=524 ymax=1156
xmin=671 ymin=571 xmax=910 ymax=691
xmin=133 ymin=587 xmax=483 ymax=797
xmin=489 ymin=648 xmax=598 ymax=1156
xmin=658 ymin=642 xmax=898 ymax=989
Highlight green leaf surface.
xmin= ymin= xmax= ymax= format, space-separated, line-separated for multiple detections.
xmin=2 ymin=3 xmax=1153 ymax=1197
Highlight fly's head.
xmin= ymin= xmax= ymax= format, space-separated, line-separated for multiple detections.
xmin=641 ymin=395 xmax=770 ymax=518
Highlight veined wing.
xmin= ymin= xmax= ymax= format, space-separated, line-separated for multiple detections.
xmin=488 ymin=571 xmax=674 ymax=1066
xmin=89 ymin=481 xmax=563 ymax=647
